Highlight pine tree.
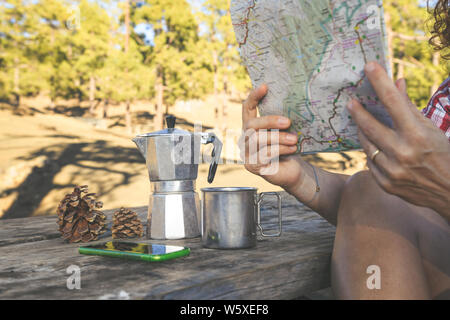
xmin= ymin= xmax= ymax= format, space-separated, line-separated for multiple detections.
xmin=384 ymin=0 xmax=449 ymax=107
xmin=70 ymin=0 xmax=111 ymax=111
xmin=33 ymin=0 xmax=74 ymax=107
xmin=0 ymin=0 xmax=39 ymax=106
xmin=196 ymin=0 xmax=251 ymax=131
xmin=133 ymin=0 xmax=202 ymax=130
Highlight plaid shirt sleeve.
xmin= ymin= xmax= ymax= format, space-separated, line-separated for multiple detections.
xmin=422 ymin=77 xmax=450 ymax=141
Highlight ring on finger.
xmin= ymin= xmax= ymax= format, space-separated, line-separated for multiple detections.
xmin=370 ymin=149 xmax=381 ymax=162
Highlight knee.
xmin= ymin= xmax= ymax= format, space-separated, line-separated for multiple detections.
xmin=337 ymin=171 xmax=393 ymax=225
xmin=342 ymin=170 xmax=382 ymax=201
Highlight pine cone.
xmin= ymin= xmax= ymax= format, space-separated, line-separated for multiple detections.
xmin=112 ymin=207 xmax=144 ymax=239
xmin=57 ymin=185 xmax=107 ymax=243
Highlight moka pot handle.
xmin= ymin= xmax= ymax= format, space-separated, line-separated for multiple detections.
xmin=200 ymin=133 xmax=223 ymax=184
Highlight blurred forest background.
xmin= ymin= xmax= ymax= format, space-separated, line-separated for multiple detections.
xmin=0 ymin=0 xmax=449 ymax=218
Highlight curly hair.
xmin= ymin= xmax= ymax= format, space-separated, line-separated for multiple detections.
xmin=429 ymin=0 xmax=450 ymax=59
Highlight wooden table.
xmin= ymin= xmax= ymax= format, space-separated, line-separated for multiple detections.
xmin=0 ymin=192 xmax=335 ymax=300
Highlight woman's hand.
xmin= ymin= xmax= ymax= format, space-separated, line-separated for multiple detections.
xmin=240 ymin=84 xmax=350 ymax=225
xmin=240 ymin=84 xmax=303 ymax=190
xmin=348 ymin=62 xmax=450 ymax=220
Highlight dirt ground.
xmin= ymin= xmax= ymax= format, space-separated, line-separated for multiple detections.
xmin=0 ymin=95 xmax=368 ymax=219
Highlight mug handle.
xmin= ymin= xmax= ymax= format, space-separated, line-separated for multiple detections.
xmin=257 ymin=192 xmax=282 ymax=237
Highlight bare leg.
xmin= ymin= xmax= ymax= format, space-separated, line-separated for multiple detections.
xmin=331 ymin=171 xmax=450 ymax=300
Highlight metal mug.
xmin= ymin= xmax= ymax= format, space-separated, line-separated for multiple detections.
xmin=201 ymin=187 xmax=282 ymax=249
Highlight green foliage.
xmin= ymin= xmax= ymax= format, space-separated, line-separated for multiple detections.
xmin=0 ymin=0 xmax=41 ymax=99
xmin=99 ymin=42 xmax=154 ymax=103
xmin=133 ymin=0 xmax=211 ymax=105
xmin=195 ymin=0 xmax=251 ymax=94
xmin=0 ymin=0 xmax=252 ymax=109
xmin=0 ymin=0 xmax=446 ymax=112
xmin=385 ymin=0 xmax=449 ymax=108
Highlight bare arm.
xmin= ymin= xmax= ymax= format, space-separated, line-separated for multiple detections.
xmin=284 ymin=159 xmax=349 ymax=225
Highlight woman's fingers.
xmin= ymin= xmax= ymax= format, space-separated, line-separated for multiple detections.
xmin=245 ymin=115 xmax=291 ymax=131
xmin=247 ymin=144 xmax=298 ymax=165
xmin=358 ymin=129 xmax=377 ymax=157
xmin=245 ymin=130 xmax=298 ymax=149
xmin=358 ymin=129 xmax=390 ymax=171
xmin=359 ymin=129 xmax=411 ymax=189
xmin=240 ymin=131 xmax=298 ymax=162
xmin=364 ymin=62 xmax=416 ymax=130
xmin=256 ymin=131 xmax=298 ymax=147
xmin=244 ymin=84 xmax=268 ymax=111
xmin=242 ymin=84 xmax=268 ymax=128
xmin=366 ymin=158 xmax=395 ymax=194
xmin=347 ymin=99 xmax=396 ymax=154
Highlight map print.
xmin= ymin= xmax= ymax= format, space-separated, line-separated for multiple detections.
xmin=231 ymin=0 xmax=393 ymax=154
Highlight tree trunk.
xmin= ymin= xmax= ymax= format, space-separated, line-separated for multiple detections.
xmin=213 ymin=50 xmax=218 ymax=95
xmin=431 ymin=52 xmax=441 ymax=95
xmin=124 ymin=0 xmax=132 ymax=133
xmin=222 ymin=59 xmax=229 ymax=118
xmin=75 ymin=78 xmax=82 ymax=102
xmin=396 ymin=41 xmax=405 ymax=80
xmin=396 ymin=63 xmax=404 ymax=80
xmin=154 ymin=68 xmax=164 ymax=131
xmin=68 ymin=44 xmax=73 ymax=60
xmin=89 ymin=76 xmax=96 ymax=115
xmin=49 ymin=97 xmax=56 ymax=110
xmin=13 ymin=57 xmax=20 ymax=107
xmin=212 ymin=49 xmax=225 ymax=130
xmin=124 ymin=0 xmax=130 ymax=54
xmin=102 ymin=99 xmax=109 ymax=119
xmin=125 ymin=100 xmax=132 ymax=134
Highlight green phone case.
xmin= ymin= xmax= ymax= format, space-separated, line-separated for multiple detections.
xmin=79 ymin=241 xmax=190 ymax=262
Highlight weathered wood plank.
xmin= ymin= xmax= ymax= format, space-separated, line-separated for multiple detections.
xmin=0 ymin=192 xmax=336 ymax=300
xmin=0 ymin=207 xmax=148 ymax=247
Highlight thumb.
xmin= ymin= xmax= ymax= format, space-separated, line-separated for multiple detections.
xmin=242 ymin=84 xmax=268 ymax=126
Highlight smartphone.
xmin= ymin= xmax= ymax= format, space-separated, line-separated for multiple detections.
xmin=79 ymin=240 xmax=190 ymax=262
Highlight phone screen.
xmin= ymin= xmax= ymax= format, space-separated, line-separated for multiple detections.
xmin=83 ymin=241 xmax=186 ymax=256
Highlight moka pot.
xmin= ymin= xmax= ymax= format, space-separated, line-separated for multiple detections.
xmin=133 ymin=115 xmax=222 ymax=240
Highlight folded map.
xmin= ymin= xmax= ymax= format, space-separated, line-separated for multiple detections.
xmin=231 ymin=0 xmax=393 ymax=154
